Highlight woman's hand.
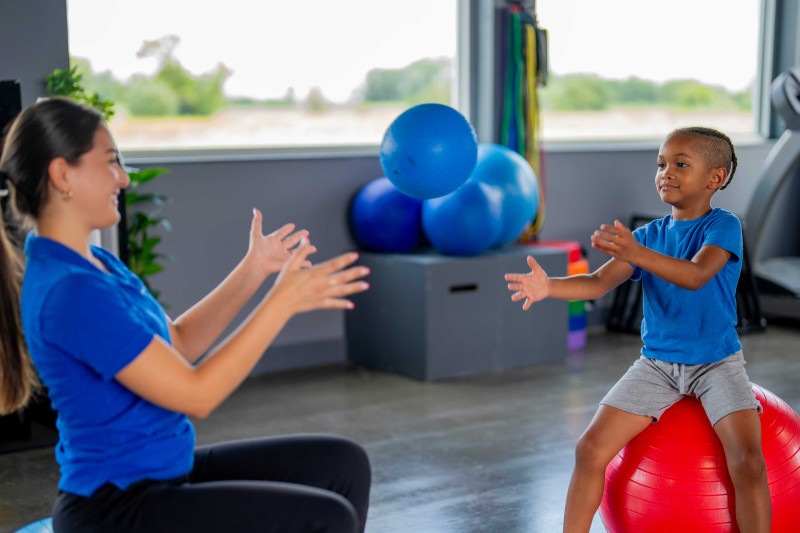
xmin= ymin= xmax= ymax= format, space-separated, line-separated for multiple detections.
xmin=505 ymin=255 xmax=550 ymax=311
xmin=247 ymin=208 xmax=310 ymax=277
xmin=268 ymin=240 xmax=370 ymax=314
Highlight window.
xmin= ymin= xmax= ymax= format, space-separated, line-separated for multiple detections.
xmin=534 ymin=0 xmax=762 ymax=142
xmin=69 ymin=1 xmax=764 ymax=151
xmin=66 ymin=0 xmax=457 ymax=152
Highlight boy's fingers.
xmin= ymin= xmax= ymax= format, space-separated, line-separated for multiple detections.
xmin=527 ymin=255 xmax=539 ymax=270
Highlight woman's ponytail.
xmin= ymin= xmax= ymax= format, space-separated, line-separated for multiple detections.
xmin=0 ymin=191 xmax=37 ymax=414
xmin=0 ymin=97 xmax=100 ymax=414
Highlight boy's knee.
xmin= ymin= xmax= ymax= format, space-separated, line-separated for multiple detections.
xmin=728 ymin=449 xmax=767 ymax=484
xmin=574 ymin=434 xmax=611 ymax=470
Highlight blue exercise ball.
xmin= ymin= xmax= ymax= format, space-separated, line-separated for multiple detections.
xmin=350 ymin=176 xmax=424 ymax=253
xmin=422 ymin=180 xmax=503 ymax=256
xmin=469 ymin=143 xmax=539 ymax=247
xmin=380 ymin=103 xmax=478 ymax=200
xmin=15 ymin=517 xmax=54 ymax=533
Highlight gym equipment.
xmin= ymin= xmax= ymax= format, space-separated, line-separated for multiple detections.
xmin=498 ymin=2 xmax=548 ymax=240
xmin=469 ymin=143 xmax=539 ymax=247
xmin=526 ymin=240 xmax=588 ymax=351
xmin=14 ymin=517 xmax=53 ymax=533
xmin=379 ymin=103 xmax=477 ymax=200
xmin=346 ymin=247 xmax=568 ymax=381
xmin=600 ymin=383 xmax=800 ymax=533
xmin=421 ymin=180 xmax=503 ymax=256
xmin=744 ymin=65 xmax=800 ymax=320
xmin=349 ymin=177 xmax=423 ymax=253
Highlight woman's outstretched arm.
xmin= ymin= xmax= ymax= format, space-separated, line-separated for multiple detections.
xmin=168 ymin=208 xmax=309 ymax=362
xmin=116 ymin=241 xmax=369 ymax=418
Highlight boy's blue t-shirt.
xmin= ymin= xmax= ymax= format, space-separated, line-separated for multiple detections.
xmin=20 ymin=234 xmax=195 ymax=497
xmin=631 ymin=208 xmax=742 ymax=364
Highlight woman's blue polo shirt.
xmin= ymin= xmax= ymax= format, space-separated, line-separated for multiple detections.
xmin=20 ymin=234 xmax=195 ymax=497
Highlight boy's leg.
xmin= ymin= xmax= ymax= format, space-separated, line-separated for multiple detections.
xmin=564 ymin=356 xmax=685 ymax=533
xmin=692 ymin=351 xmax=770 ymax=533
xmin=563 ymin=405 xmax=652 ymax=533
xmin=714 ymin=410 xmax=771 ymax=533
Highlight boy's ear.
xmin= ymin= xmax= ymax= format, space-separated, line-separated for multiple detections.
xmin=708 ymin=167 xmax=727 ymax=190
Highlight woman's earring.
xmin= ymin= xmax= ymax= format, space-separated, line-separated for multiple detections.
xmin=61 ymin=190 xmax=73 ymax=201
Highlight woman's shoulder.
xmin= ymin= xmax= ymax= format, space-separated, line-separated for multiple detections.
xmin=90 ymin=244 xmax=127 ymax=270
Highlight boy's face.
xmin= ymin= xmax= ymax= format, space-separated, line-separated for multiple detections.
xmin=655 ymin=132 xmax=724 ymax=210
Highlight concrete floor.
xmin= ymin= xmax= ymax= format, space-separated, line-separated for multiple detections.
xmin=1 ymin=325 xmax=799 ymax=532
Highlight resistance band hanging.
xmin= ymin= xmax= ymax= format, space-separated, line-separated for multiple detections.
xmin=499 ymin=0 xmax=548 ymax=241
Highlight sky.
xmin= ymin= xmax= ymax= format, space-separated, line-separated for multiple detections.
xmin=537 ymin=0 xmax=761 ymax=93
xmin=66 ymin=0 xmax=760 ymax=103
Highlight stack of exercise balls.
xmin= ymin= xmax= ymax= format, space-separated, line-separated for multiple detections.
xmin=349 ymin=177 xmax=424 ymax=253
xmin=350 ymin=103 xmax=539 ymax=256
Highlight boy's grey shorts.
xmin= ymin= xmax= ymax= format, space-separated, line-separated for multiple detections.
xmin=600 ymin=351 xmax=762 ymax=426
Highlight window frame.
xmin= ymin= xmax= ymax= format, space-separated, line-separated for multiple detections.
xmin=117 ymin=0 xmax=787 ymax=167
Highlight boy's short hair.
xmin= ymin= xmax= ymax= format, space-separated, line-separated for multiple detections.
xmin=669 ymin=126 xmax=737 ymax=190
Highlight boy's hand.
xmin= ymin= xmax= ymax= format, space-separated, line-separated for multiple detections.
xmin=504 ymin=255 xmax=550 ymax=311
xmin=591 ymin=220 xmax=641 ymax=263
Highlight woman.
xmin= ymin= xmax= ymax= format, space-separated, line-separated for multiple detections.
xmin=0 ymin=97 xmax=371 ymax=532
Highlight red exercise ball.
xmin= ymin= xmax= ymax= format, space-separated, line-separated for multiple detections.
xmin=600 ymin=383 xmax=800 ymax=532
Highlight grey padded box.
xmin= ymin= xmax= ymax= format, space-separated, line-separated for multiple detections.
xmin=346 ymin=246 xmax=568 ymax=381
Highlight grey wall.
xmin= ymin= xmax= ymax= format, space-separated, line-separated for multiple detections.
xmin=0 ymin=0 xmax=69 ymax=105
xmin=136 ymin=155 xmax=385 ymax=369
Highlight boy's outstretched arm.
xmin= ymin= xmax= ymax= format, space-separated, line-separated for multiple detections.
xmin=591 ymin=220 xmax=731 ymax=290
xmin=505 ymin=255 xmax=633 ymax=310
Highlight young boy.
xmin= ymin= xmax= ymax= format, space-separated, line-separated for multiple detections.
xmin=505 ymin=127 xmax=771 ymax=533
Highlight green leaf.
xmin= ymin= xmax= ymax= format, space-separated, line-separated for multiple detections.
xmin=141 ymin=263 xmax=164 ymax=275
xmin=125 ymin=191 xmax=141 ymax=205
xmin=128 ymin=167 xmax=169 ymax=185
xmin=45 ymin=66 xmax=85 ymax=98
xmin=127 ymin=193 xmax=167 ymax=207
xmin=142 ymin=237 xmax=162 ymax=255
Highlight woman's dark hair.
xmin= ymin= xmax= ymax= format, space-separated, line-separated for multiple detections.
xmin=669 ymin=126 xmax=738 ymax=190
xmin=0 ymin=97 xmax=102 ymax=414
